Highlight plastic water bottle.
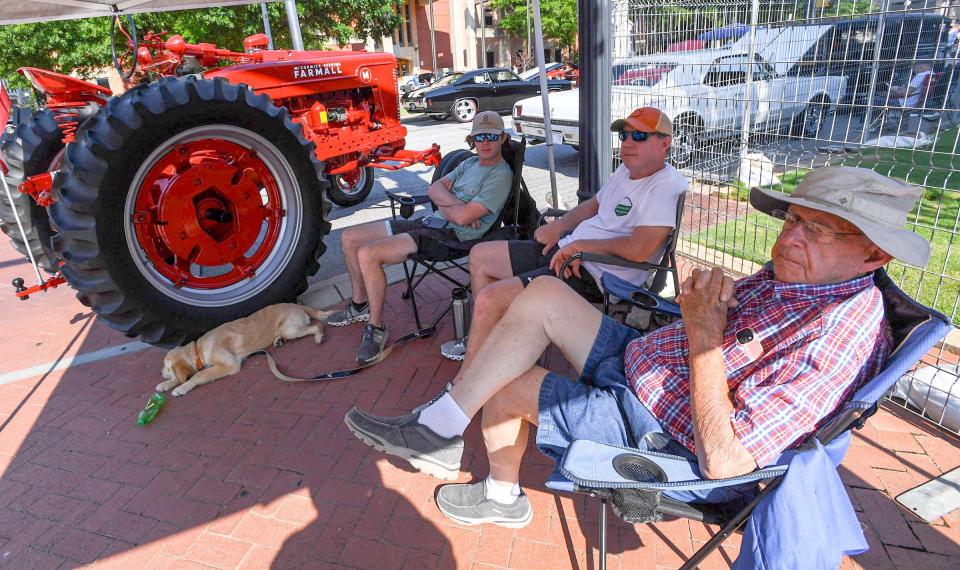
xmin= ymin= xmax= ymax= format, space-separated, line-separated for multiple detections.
xmin=451 ymin=287 xmax=471 ymax=340
xmin=137 ymin=392 xmax=166 ymax=425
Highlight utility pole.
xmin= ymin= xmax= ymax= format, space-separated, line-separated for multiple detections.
xmin=526 ymin=0 xmax=531 ymax=60
xmin=429 ymin=0 xmax=438 ymax=72
xmin=479 ymin=1 xmax=486 ymax=67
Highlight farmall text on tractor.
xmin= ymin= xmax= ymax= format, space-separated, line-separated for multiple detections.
xmin=0 ymin=16 xmax=440 ymax=348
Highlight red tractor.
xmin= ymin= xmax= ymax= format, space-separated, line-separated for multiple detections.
xmin=1 ymin=20 xmax=440 ymax=347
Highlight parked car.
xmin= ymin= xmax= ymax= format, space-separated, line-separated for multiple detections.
xmin=399 ymin=72 xmax=435 ymax=93
xmin=518 ymin=62 xmax=571 ymax=81
xmin=401 ymin=67 xmax=573 ymax=122
xmin=514 ymin=28 xmax=846 ymax=167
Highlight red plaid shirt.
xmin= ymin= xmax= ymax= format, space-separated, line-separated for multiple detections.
xmin=624 ymin=268 xmax=891 ymax=467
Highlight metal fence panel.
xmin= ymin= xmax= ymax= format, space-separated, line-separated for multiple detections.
xmin=602 ymin=0 xmax=960 ymax=433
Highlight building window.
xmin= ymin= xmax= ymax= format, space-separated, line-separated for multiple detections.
xmin=486 ymin=50 xmax=495 ymax=67
xmin=484 ymin=8 xmax=494 ymax=27
xmin=405 ymin=3 xmax=413 ymax=46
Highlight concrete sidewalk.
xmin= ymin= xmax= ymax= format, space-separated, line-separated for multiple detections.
xmin=0 ymin=245 xmax=957 ymax=569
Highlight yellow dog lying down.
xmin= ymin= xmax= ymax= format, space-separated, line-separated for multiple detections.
xmin=158 ymin=303 xmax=333 ymax=396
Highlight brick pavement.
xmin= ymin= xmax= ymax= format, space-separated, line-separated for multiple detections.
xmin=0 ymin=245 xmax=958 ymax=569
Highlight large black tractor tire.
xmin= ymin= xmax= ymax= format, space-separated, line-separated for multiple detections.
xmin=0 ymin=110 xmax=66 ymax=273
xmin=431 ymin=149 xmax=474 ymax=184
xmin=328 ymin=166 xmax=375 ymax=207
xmin=50 ymin=77 xmax=331 ymax=347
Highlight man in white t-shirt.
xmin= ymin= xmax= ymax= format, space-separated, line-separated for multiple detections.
xmin=887 ymin=62 xmax=934 ymax=108
xmin=439 ymin=107 xmax=688 ymax=364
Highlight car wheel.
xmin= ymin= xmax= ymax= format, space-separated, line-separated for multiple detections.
xmin=792 ymin=101 xmax=828 ymax=137
xmin=669 ymin=116 xmax=699 ymax=169
xmin=453 ymin=99 xmax=477 ymax=123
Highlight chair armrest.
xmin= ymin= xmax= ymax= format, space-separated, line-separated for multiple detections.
xmin=600 ymin=272 xmax=681 ymax=318
xmin=559 ymin=439 xmax=786 ymax=492
xmin=538 ymin=208 xmax=568 ymax=226
xmin=384 ymin=190 xmax=433 ymax=206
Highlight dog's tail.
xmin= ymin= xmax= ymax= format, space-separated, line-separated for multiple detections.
xmin=304 ymin=307 xmax=337 ymax=322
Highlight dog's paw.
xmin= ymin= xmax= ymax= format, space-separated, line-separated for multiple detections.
xmin=171 ymin=384 xmax=193 ymax=397
xmin=315 ymin=333 xmax=325 ymax=344
xmin=156 ymin=379 xmax=179 ymax=393
xmin=273 ymin=338 xmax=285 ymax=348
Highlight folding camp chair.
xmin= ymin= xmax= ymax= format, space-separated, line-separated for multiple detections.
xmin=384 ymin=137 xmax=538 ymax=330
xmin=548 ymin=266 xmax=952 ymax=569
xmin=547 ymin=190 xmax=685 ymax=298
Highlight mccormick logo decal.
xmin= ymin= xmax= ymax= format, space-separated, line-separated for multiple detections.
xmin=292 ymin=62 xmax=343 ymax=79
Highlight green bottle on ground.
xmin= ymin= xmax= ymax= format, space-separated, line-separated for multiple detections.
xmin=137 ymin=392 xmax=166 ymax=425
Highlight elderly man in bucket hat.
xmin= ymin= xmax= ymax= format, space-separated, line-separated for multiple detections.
xmin=435 ymin=106 xmax=686 ymax=367
xmin=344 ymin=166 xmax=930 ymax=528
xmin=327 ymin=110 xmax=513 ymax=363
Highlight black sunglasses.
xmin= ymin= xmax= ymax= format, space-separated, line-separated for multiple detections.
xmin=472 ymin=133 xmax=502 ymax=142
xmin=618 ymin=130 xmax=654 ymax=142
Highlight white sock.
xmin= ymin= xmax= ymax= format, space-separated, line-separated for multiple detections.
xmin=484 ymin=476 xmax=522 ymax=504
xmin=417 ymin=393 xmax=470 ymax=439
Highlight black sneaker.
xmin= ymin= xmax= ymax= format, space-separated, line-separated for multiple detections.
xmin=344 ymin=408 xmax=463 ymax=480
xmin=436 ymin=481 xmax=532 ymax=528
xmin=356 ymin=324 xmax=389 ymax=363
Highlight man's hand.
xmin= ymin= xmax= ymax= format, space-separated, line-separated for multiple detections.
xmin=677 ymin=268 xmax=738 ymax=347
xmin=534 ymin=220 xmax=566 ymax=255
xmin=549 ymin=242 xmax=582 ymax=279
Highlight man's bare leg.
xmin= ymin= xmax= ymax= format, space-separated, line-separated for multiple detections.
xmin=449 ymin=276 xmax=602 ymax=418
xmin=339 ymin=221 xmax=393 ymax=304
xmin=481 ymin=367 xmax=545 ymax=484
xmin=452 ymin=277 xmax=524 ymax=383
xmin=356 ymin=234 xmax=418 ymax=327
xmin=468 ymin=241 xmax=515 ymax=292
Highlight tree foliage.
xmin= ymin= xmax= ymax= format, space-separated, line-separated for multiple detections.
xmin=0 ymin=1 xmax=400 ymax=85
xmin=489 ymin=0 xmax=577 ymax=53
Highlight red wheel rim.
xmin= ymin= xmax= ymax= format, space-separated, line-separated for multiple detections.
xmin=131 ymin=139 xmax=285 ymax=289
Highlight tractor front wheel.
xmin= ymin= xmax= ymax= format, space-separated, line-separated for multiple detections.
xmin=0 ymin=110 xmax=67 ymax=273
xmin=328 ymin=166 xmax=375 ymax=207
xmin=50 ymin=77 xmax=330 ymax=347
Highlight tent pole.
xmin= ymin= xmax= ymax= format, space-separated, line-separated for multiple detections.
xmin=531 ymin=0 xmax=558 ymax=208
xmin=260 ymin=2 xmax=274 ymax=50
xmin=578 ymin=0 xmax=611 ymax=202
xmin=284 ymin=0 xmax=303 ymax=50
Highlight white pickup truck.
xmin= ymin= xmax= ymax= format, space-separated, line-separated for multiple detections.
xmin=513 ymin=25 xmax=847 ymax=167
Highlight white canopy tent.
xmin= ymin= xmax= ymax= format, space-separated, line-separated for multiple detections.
xmin=0 ymin=1 xmax=275 ymax=26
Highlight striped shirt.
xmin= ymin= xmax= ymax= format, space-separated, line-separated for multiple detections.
xmin=624 ymin=268 xmax=892 ymax=467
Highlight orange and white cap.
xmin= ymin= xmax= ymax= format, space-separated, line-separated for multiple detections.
xmin=610 ymin=107 xmax=672 ymax=136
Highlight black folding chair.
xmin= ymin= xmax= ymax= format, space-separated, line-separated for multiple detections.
xmin=547 ymin=266 xmax=952 ymax=569
xmin=385 ymin=138 xmax=538 ymax=330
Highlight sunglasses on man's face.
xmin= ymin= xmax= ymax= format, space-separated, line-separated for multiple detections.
xmin=472 ymin=133 xmax=502 ymax=143
xmin=618 ymin=130 xmax=654 ymax=142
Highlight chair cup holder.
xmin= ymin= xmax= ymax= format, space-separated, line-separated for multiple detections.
xmin=398 ymin=195 xmax=416 ymax=219
xmin=613 ymin=453 xmax=668 ymax=484
xmin=631 ymin=290 xmax=659 ymax=309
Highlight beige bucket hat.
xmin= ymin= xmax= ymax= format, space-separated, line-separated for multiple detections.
xmin=750 ymin=167 xmax=931 ymax=267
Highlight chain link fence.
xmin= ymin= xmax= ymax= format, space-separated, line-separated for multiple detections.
xmin=604 ymin=0 xmax=960 ymax=433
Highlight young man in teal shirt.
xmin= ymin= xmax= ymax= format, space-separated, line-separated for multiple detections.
xmin=328 ymin=111 xmax=513 ymax=363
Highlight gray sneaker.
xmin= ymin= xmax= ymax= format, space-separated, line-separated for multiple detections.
xmin=343 ymin=408 xmax=463 ymax=480
xmin=440 ymin=336 xmax=467 ymax=361
xmin=327 ymin=302 xmax=370 ymax=327
xmin=436 ymin=481 xmax=532 ymax=528
xmin=356 ymin=324 xmax=389 ymax=363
